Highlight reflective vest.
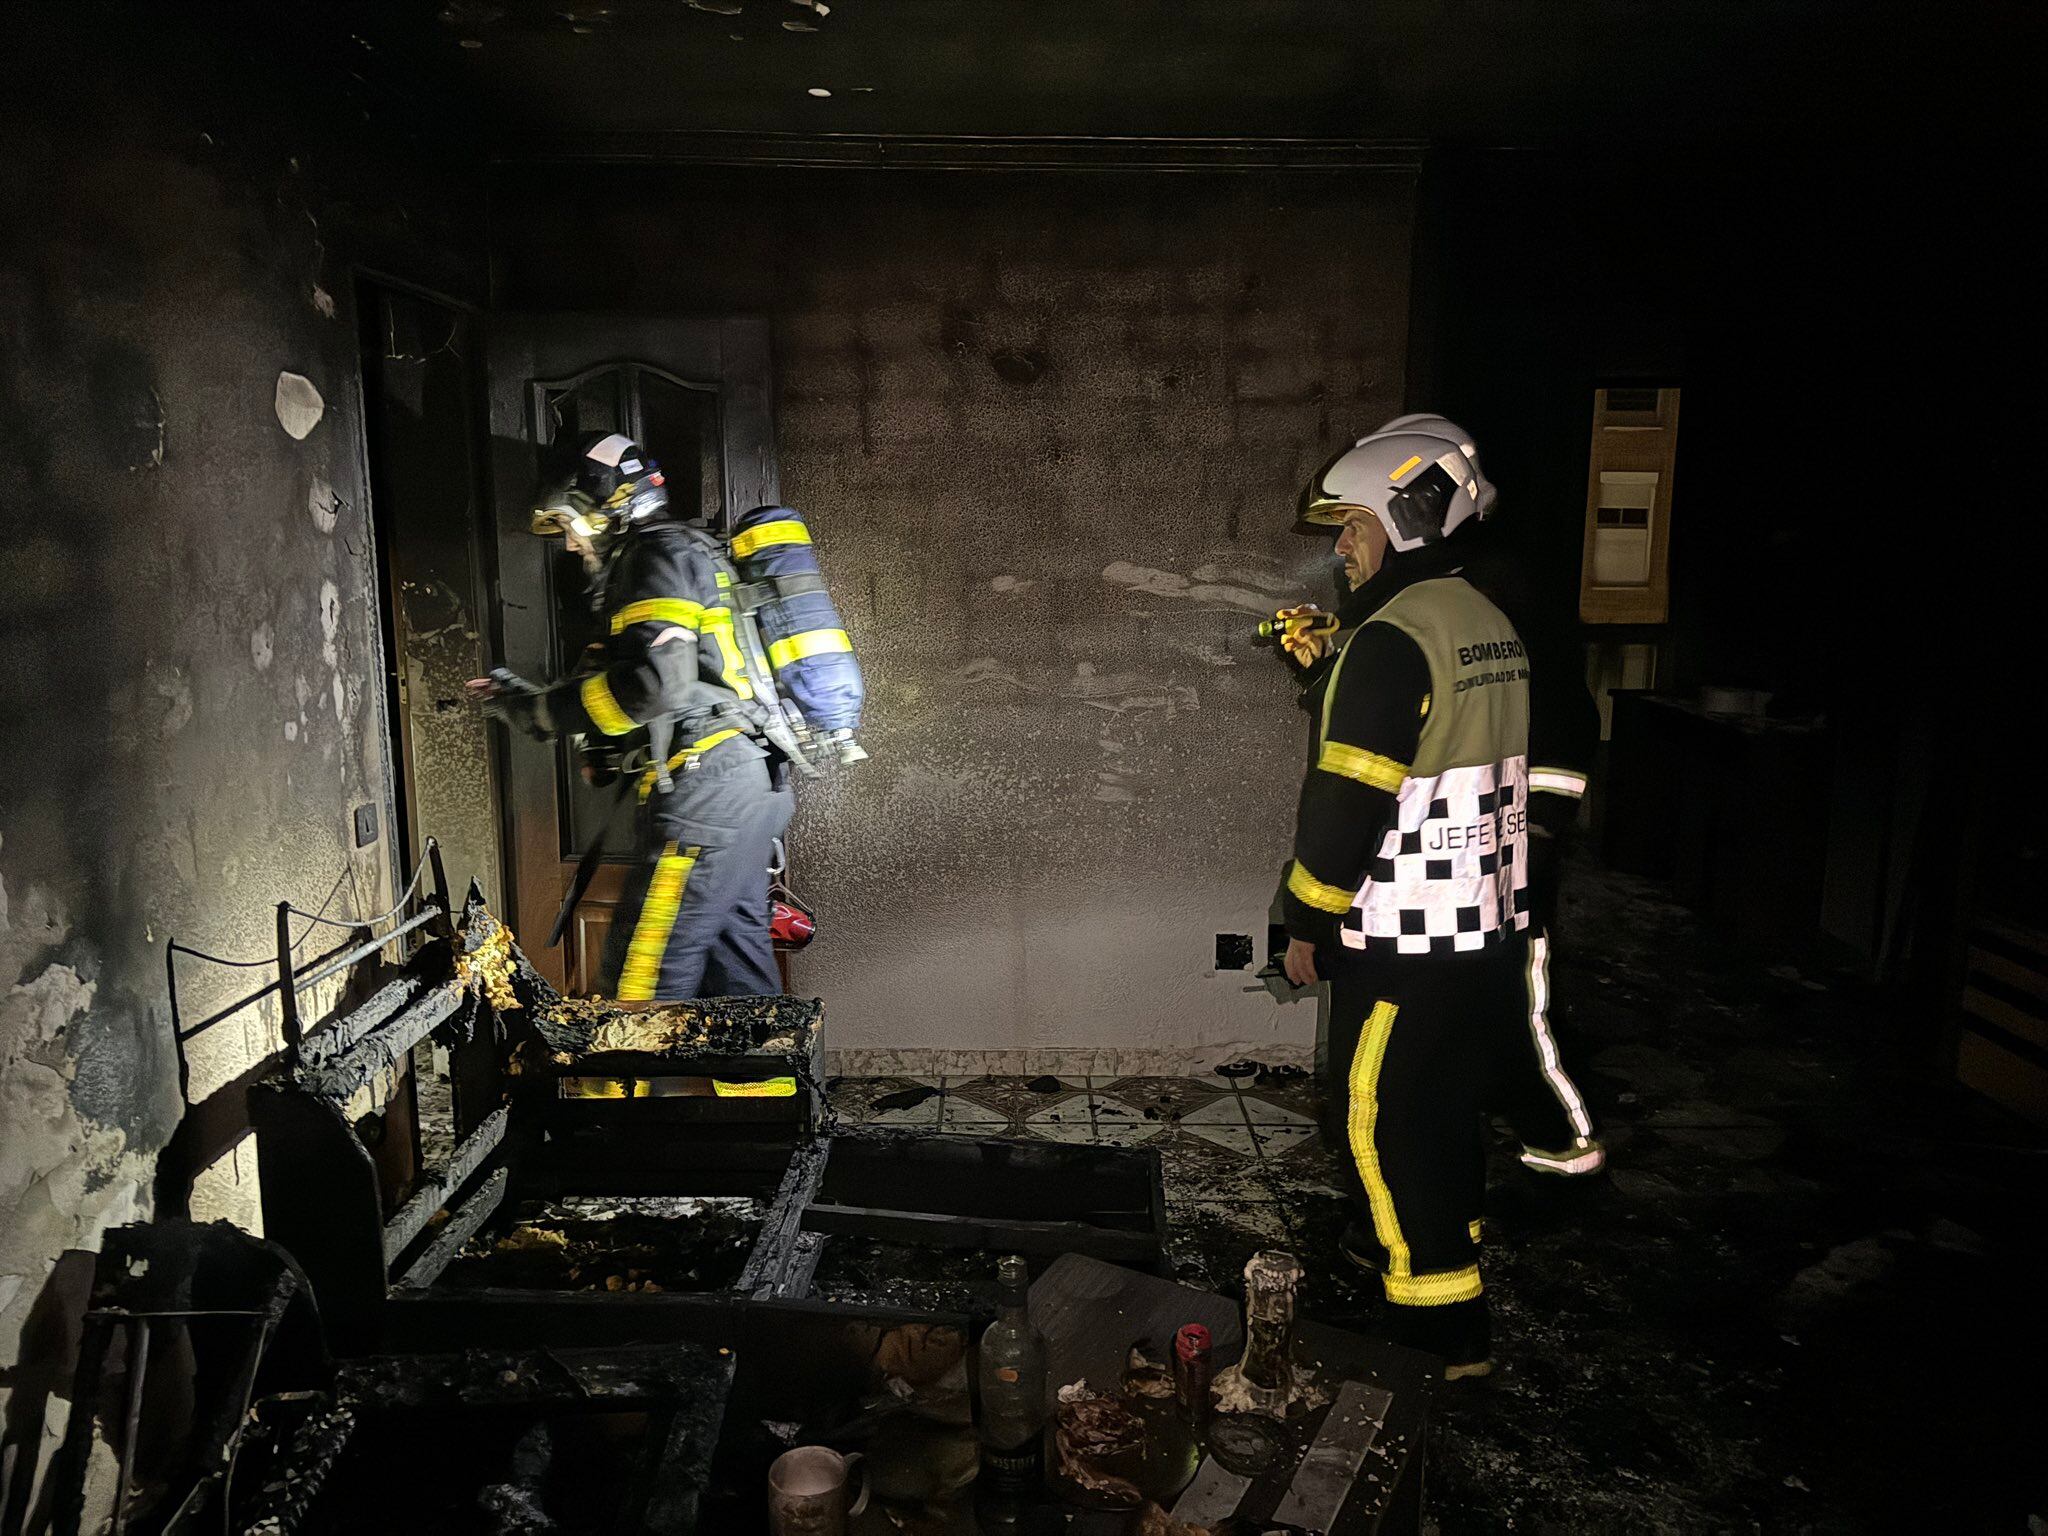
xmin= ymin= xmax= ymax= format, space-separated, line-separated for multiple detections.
xmin=1331 ymin=576 xmax=1531 ymax=954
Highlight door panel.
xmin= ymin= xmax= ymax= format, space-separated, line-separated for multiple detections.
xmin=572 ymin=909 xmax=616 ymax=998
xmin=486 ymin=315 xmax=778 ymax=991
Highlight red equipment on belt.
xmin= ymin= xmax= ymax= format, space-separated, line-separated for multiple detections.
xmin=771 ymin=900 xmax=815 ymax=947
xmin=769 ymin=838 xmax=817 ymax=950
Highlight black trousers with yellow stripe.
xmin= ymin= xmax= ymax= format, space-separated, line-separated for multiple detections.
xmin=1324 ymin=935 xmax=1587 ymax=1364
xmin=597 ymin=745 xmax=795 ymax=1002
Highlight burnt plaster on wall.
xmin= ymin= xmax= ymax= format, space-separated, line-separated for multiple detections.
xmin=396 ymin=572 xmax=502 ymax=907
xmin=367 ymin=290 xmax=504 ymax=908
xmin=491 ymin=166 xmax=1413 ymax=1054
xmin=0 ymin=0 xmax=483 ymax=1420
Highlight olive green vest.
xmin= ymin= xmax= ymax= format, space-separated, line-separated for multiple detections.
xmin=1327 ymin=576 xmax=1533 ymax=955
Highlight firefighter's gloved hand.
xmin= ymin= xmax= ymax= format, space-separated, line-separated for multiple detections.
xmin=1273 ymin=605 xmax=1333 ymax=667
xmin=467 ymin=668 xmax=556 ymax=741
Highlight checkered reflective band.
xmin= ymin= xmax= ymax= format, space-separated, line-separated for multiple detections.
xmin=1340 ymin=757 xmax=1532 ymax=954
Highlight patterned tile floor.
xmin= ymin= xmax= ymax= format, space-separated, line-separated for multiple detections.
xmin=822 ymin=1068 xmax=1375 ymax=1312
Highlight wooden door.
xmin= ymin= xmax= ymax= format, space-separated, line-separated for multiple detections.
xmin=485 ymin=315 xmax=778 ymax=992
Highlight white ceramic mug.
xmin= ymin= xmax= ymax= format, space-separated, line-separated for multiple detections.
xmin=767 ymin=1445 xmax=870 ymax=1536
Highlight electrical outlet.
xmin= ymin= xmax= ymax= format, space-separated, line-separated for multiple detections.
xmin=1215 ymin=933 xmax=1254 ymax=971
xmin=353 ymin=803 xmax=379 ymax=848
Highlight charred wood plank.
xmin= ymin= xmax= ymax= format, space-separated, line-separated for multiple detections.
xmin=524 ymin=994 xmax=823 ymax=1068
xmin=739 ymin=1136 xmax=830 ymax=1297
xmin=392 ymin=1166 xmax=507 ymax=1291
xmin=381 ymin=1290 xmax=744 ymax=1354
xmin=229 ymin=1395 xmax=355 ymax=1536
xmin=382 ymin=1106 xmax=511 ymax=1267
xmin=636 ymin=1367 xmax=730 ymax=1536
xmin=298 ymin=984 xmax=467 ymax=1113
xmin=297 ymin=960 xmax=448 ymax=1069
xmin=800 ymin=1203 xmax=1161 ymax=1263
xmin=337 ymin=1341 xmax=727 ymax=1411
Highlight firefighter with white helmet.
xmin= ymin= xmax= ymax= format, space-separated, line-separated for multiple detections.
xmin=1275 ymin=416 xmax=1602 ymax=1378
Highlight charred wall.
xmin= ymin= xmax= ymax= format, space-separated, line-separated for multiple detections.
xmin=491 ymin=165 xmax=1417 ymax=1063
xmin=0 ymin=0 xmax=483 ymax=1478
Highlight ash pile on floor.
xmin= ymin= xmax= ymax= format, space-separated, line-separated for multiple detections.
xmin=441 ymin=1196 xmax=764 ymax=1294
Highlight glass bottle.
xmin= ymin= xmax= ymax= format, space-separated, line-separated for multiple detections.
xmin=1173 ymin=1323 xmax=1214 ymax=1437
xmin=977 ymin=1254 xmax=1048 ymax=1508
xmin=1236 ymin=1250 xmax=1303 ymax=1417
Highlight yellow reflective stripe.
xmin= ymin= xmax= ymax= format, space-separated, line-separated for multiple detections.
xmin=558 ymin=1077 xmax=635 ymax=1099
xmin=580 ymin=674 xmax=634 ymax=736
xmin=698 ymin=609 xmax=754 ymax=699
xmin=1317 ymin=742 xmax=1409 ymax=792
xmin=617 ymin=841 xmax=699 ymax=1000
xmin=1287 ymin=860 xmax=1355 ymax=915
xmin=730 ymin=519 xmax=812 ymax=559
xmin=1385 ymin=1265 xmax=1483 ymax=1307
xmin=767 ymin=628 xmax=852 ymax=671
xmin=1348 ymin=1001 xmax=1410 ymax=1281
xmin=637 ymin=728 xmax=746 ymax=800
xmin=1468 ymin=1219 xmax=1484 ymax=1244
xmin=712 ymin=1077 xmax=797 ymax=1098
xmin=611 ymin=598 xmax=704 ymax=635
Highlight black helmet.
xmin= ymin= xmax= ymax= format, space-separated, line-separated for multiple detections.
xmin=530 ymin=432 xmax=669 ymax=544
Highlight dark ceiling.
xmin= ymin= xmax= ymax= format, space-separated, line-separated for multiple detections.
xmin=330 ymin=0 xmax=2026 ymax=159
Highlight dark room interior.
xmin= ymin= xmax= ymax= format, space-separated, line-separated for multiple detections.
xmin=1 ymin=3 xmax=2040 ymax=1533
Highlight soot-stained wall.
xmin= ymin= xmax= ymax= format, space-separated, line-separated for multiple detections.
xmin=0 ymin=1 xmax=481 ymax=1471
xmin=493 ymin=166 xmax=1416 ymax=1066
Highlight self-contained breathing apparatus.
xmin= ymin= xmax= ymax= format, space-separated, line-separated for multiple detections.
xmin=515 ymin=433 xmax=866 ymax=953
xmin=528 ymin=434 xmax=869 ymax=795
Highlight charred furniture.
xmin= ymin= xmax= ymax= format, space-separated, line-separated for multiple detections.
xmin=247 ymin=892 xmax=823 ymax=1355
xmin=230 ymin=1341 xmax=733 ymax=1536
xmin=754 ymin=1133 xmax=1170 ymax=1312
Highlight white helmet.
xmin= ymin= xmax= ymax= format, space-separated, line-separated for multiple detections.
xmin=1377 ymin=413 xmax=1496 ymax=519
xmin=1298 ymin=418 xmax=1485 ymax=552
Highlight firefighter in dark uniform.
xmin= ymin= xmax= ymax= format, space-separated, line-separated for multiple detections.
xmin=1272 ymin=419 xmax=1601 ymax=1378
xmin=471 ymin=433 xmax=794 ymax=1001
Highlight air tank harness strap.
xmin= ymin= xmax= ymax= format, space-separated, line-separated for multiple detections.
xmin=637 ymin=726 xmax=746 ymax=800
xmin=732 ymin=572 xmax=830 ymax=609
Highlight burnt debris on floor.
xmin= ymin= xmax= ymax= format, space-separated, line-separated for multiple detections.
xmin=44 ymin=856 xmax=2046 ymax=1532
xmin=819 ymin=854 xmax=2047 ymax=1533
xmin=439 ymin=1197 xmax=769 ymax=1295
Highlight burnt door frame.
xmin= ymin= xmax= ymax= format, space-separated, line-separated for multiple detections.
xmin=485 ymin=314 xmax=777 ymax=989
xmin=355 ymin=272 xmax=506 ymax=914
